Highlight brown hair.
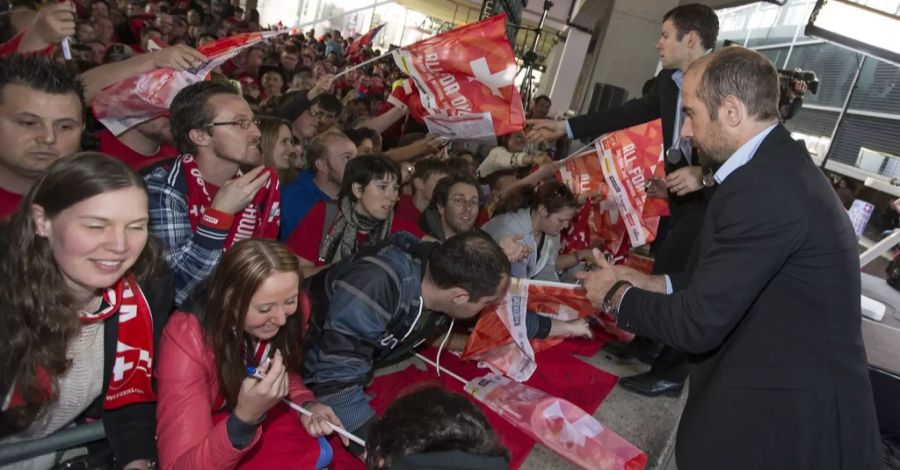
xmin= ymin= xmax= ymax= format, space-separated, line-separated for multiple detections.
xmin=0 ymin=152 xmax=162 ymax=435
xmin=202 ymin=239 xmax=304 ymax=409
xmin=493 ymin=181 xmax=577 ymax=217
xmin=257 ymin=115 xmax=297 ymax=184
xmin=692 ymin=46 xmax=779 ymax=122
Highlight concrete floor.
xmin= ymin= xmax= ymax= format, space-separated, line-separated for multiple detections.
xmin=517 ymin=351 xmax=686 ymax=470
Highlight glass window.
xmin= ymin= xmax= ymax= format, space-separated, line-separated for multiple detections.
xmin=848 ymin=57 xmax=900 ymax=115
xmin=784 ymin=43 xmax=861 ymax=108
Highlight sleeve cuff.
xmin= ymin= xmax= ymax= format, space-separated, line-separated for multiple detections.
xmin=665 ymin=275 xmax=674 ymax=295
xmin=525 ymin=312 xmax=552 ymax=339
xmin=226 ymin=412 xmax=263 ymax=450
xmin=200 ymin=208 xmax=234 ymax=230
xmin=565 ymin=120 xmax=574 ymax=139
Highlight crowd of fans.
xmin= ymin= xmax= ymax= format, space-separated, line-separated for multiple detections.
xmin=0 ymin=0 xmax=590 ymax=469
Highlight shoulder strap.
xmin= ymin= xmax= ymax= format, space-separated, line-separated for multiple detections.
xmin=320 ymin=200 xmax=339 ymax=242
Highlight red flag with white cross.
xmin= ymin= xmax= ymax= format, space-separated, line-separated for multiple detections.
xmin=392 ymin=14 xmax=525 ymax=138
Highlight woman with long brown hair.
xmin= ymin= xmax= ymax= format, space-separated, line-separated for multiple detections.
xmin=258 ymin=115 xmax=300 ymax=185
xmin=0 ymin=152 xmax=174 ymax=469
xmin=483 ymin=181 xmax=580 ymax=281
xmin=155 ymin=239 xmax=345 ymax=469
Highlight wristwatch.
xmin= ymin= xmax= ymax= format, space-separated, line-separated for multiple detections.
xmin=602 ymin=280 xmax=633 ymax=318
xmin=702 ymin=169 xmax=716 ymax=187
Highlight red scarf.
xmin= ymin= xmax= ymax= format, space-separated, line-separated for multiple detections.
xmin=178 ymin=155 xmax=281 ymax=248
xmin=2 ymin=275 xmax=156 ymax=412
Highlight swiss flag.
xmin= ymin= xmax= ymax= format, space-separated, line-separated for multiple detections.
xmin=392 ymin=14 xmax=525 ymax=137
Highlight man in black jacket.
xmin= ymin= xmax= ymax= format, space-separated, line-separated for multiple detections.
xmin=528 ymin=3 xmax=720 ymax=396
xmin=576 ymin=46 xmax=881 ymax=470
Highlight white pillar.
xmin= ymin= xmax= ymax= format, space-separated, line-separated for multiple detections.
xmin=547 ymin=28 xmax=591 ymax=116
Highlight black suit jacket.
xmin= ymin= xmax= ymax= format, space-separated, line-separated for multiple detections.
xmin=619 ymin=125 xmax=881 ymax=469
xmin=568 ymin=68 xmax=703 ymax=220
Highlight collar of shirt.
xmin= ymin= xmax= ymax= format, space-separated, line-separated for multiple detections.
xmin=672 ymin=70 xmax=684 ymax=90
xmin=713 ymin=123 xmax=778 ymax=184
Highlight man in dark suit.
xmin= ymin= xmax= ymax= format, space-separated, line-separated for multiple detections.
xmin=529 ymin=3 xmax=720 ymax=396
xmin=577 ymin=46 xmax=881 ymax=470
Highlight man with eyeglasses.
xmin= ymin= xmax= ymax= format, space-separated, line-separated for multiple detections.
xmin=146 ymin=81 xmax=280 ymax=306
xmin=310 ymin=94 xmax=342 ymax=134
xmin=527 ymin=3 xmax=720 ymax=398
xmin=419 ymin=173 xmax=530 ymax=263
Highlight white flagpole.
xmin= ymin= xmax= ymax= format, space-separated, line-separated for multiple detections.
xmin=334 ymin=49 xmax=395 ymax=78
xmin=281 ymin=399 xmax=367 ymax=447
xmin=414 ymin=353 xmax=468 ymax=385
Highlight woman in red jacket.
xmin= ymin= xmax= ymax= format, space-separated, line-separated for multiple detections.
xmin=155 ymin=239 xmax=346 ymax=469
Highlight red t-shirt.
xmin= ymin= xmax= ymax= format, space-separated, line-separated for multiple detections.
xmin=394 ymin=194 xmax=421 ymax=228
xmin=96 ymin=129 xmax=179 ymax=172
xmin=286 ymin=201 xmax=423 ymax=266
xmin=0 ymin=186 xmax=23 ymax=220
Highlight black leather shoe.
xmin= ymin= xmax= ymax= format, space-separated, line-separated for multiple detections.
xmin=618 ymin=372 xmax=684 ymax=397
xmin=603 ymin=339 xmax=659 ymax=365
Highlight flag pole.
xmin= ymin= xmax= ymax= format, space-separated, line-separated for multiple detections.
xmin=281 ymin=399 xmax=367 ymax=447
xmin=334 ymin=49 xmax=395 ymax=78
xmin=414 ymin=353 xmax=468 ymax=385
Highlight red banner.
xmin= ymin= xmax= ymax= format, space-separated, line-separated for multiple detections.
xmin=392 ymin=14 xmax=525 ymax=138
xmin=557 ymin=119 xmax=669 ymax=254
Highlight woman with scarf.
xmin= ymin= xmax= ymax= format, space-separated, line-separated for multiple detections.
xmin=155 ymin=239 xmax=347 ymax=469
xmin=0 ymin=153 xmax=174 ymax=470
xmin=285 ymin=154 xmax=423 ymax=274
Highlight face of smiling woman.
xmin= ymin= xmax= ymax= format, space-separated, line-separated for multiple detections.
xmin=33 ymin=186 xmax=149 ymax=299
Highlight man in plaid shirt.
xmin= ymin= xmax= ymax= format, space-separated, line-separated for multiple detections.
xmin=145 ymin=81 xmax=274 ymax=305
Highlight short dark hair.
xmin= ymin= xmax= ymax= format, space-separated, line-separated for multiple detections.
xmin=312 ymin=93 xmax=342 ymax=116
xmin=411 ymin=158 xmax=448 ymax=187
xmin=169 ymin=80 xmax=241 ymax=154
xmin=344 ymin=126 xmax=381 ymax=149
xmin=0 ymin=55 xmax=85 ymax=111
xmin=431 ymin=173 xmax=479 ymax=209
xmin=339 ymin=154 xmax=400 ymax=203
xmin=692 ymin=46 xmax=779 ymax=121
xmin=429 ymin=231 xmax=510 ymax=302
xmin=366 ymin=387 xmax=509 ymax=469
xmin=306 ymin=129 xmax=351 ymax=175
xmin=533 ymin=94 xmax=551 ymax=105
xmin=663 ymin=3 xmax=719 ymax=50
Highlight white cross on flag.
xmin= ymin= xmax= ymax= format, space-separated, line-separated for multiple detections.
xmin=391 ymin=14 xmax=526 ymax=138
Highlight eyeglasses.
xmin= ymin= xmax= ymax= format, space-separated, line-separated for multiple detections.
xmin=311 ymin=108 xmax=336 ymax=120
xmin=449 ymin=196 xmax=480 ymax=209
xmin=205 ymin=118 xmax=260 ymax=130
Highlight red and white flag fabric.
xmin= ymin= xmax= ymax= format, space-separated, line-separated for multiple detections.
xmin=465 ymin=373 xmax=647 ymax=470
xmin=392 ymin=14 xmax=525 ymax=139
xmin=92 ymin=31 xmax=282 ymax=135
xmin=557 ymin=119 xmax=669 ymax=254
xmin=462 ymin=279 xmax=634 ymax=382
xmin=347 ymin=23 xmax=385 ymax=58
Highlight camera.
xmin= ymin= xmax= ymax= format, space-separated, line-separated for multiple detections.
xmin=778 ymin=69 xmax=819 ymax=95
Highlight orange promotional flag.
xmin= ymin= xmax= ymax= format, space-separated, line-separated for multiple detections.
xmin=462 ymin=279 xmax=634 ymax=382
xmin=392 ymin=14 xmax=526 ymax=138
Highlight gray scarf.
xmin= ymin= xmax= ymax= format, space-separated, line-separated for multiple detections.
xmin=318 ymin=196 xmax=393 ymax=264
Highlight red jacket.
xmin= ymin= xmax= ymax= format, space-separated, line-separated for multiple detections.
xmin=155 ymin=313 xmax=317 ymax=469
